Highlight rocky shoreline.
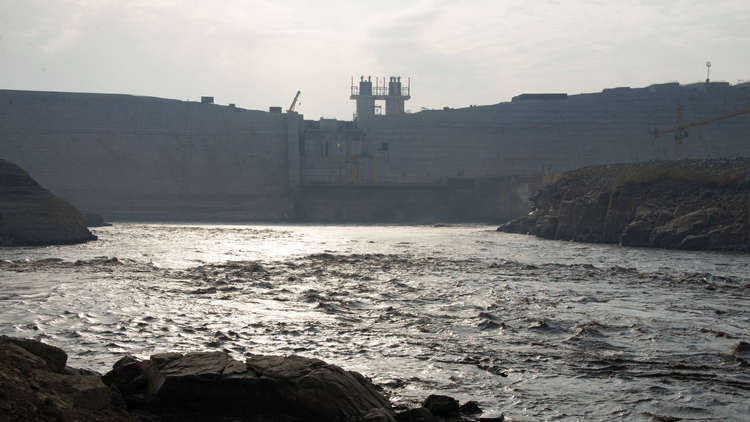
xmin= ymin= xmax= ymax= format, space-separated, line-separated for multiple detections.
xmin=0 ymin=336 xmax=503 ymax=421
xmin=498 ymin=158 xmax=750 ymax=252
xmin=0 ymin=159 xmax=96 ymax=246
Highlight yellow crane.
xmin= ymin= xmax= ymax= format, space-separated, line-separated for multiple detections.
xmin=287 ymin=90 xmax=301 ymax=113
xmin=650 ymin=105 xmax=750 ymax=159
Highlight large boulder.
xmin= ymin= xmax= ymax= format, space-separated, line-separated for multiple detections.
xmin=422 ymin=394 xmax=459 ymax=418
xmin=0 ymin=336 xmax=134 ymax=421
xmin=0 ymin=159 xmax=96 ymax=246
xmin=2 ymin=337 xmax=501 ymax=421
xmin=104 ymin=350 xmax=396 ymax=421
xmin=1 ymin=335 xmax=68 ymax=373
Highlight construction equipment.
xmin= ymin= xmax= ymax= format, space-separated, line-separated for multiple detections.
xmin=650 ymin=105 xmax=750 ymax=159
xmin=287 ymin=90 xmax=301 ymax=113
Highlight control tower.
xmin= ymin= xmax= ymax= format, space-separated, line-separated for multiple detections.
xmin=350 ymin=75 xmax=411 ymax=125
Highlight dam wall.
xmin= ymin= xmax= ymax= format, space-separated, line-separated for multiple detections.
xmin=298 ymin=176 xmax=538 ymax=223
xmin=1 ymin=81 xmax=749 ymax=222
xmin=0 ymin=90 xmax=296 ymax=220
xmin=302 ymin=82 xmax=750 ymax=185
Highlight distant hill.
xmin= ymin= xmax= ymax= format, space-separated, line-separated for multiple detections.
xmin=0 ymin=159 xmax=96 ymax=246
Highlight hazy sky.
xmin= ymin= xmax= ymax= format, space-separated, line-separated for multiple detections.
xmin=1 ymin=0 xmax=748 ymax=120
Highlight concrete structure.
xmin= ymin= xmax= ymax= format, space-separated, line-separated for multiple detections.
xmin=286 ymin=111 xmax=302 ymax=193
xmin=385 ymin=77 xmax=409 ymax=115
xmin=350 ymin=76 xmax=374 ymax=124
xmin=0 ymin=90 xmax=297 ymax=220
xmin=1 ymin=80 xmax=749 ymax=222
xmin=307 ymin=81 xmax=750 ymax=186
xmin=350 ymin=76 xmax=411 ymax=125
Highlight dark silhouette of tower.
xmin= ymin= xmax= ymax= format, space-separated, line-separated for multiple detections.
xmin=350 ymin=75 xmax=410 ymax=126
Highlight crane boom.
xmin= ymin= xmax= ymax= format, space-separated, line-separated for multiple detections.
xmin=650 ymin=105 xmax=750 ymax=159
xmin=651 ymin=106 xmax=750 ymax=137
xmin=287 ymin=90 xmax=301 ymax=113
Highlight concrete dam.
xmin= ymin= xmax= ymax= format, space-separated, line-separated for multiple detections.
xmin=1 ymin=79 xmax=749 ymax=222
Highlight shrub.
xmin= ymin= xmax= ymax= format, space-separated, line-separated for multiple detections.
xmin=609 ymin=166 xmax=723 ymax=191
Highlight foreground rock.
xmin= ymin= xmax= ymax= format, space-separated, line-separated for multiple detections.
xmin=1 ymin=337 xmax=498 ymax=421
xmin=0 ymin=335 xmax=134 ymax=421
xmin=499 ymin=158 xmax=750 ymax=252
xmin=0 ymin=159 xmax=96 ymax=246
xmin=104 ymin=351 xmax=397 ymax=421
xmin=394 ymin=396 xmax=503 ymax=422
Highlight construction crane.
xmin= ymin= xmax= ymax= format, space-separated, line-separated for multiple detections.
xmin=287 ymin=90 xmax=301 ymax=113
xmin=649 ymin=105 xmax=750 ymax=159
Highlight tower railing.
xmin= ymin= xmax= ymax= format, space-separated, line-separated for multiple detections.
xmin=350 ymin=84 xmax=410 ymax=97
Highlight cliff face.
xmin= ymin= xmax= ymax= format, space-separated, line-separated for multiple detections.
xmin=499 ymin=158 xmax=750 ymax=252
xmin=0 ymin=159 xmax=96 ymax=246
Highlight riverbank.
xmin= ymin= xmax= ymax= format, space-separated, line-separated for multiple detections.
xmin=499 ymin=158 xmax=750 ymax=251
xmin=0 ymin=336 xmax=500 ymax=421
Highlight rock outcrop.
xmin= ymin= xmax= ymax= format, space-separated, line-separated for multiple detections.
xmin=499 ymin=158 xmax=750 ymax=252
xmin=0 ymin=335 xmax=135 ymax=421
xmin=0 ymin=159 xmax=95 ymax=246
xmin=1 ymin=337 xmax=499 ymax=421
xmin=104 ymin=351 xmax=397 ymax=421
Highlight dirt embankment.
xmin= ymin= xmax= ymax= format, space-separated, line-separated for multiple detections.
xmin=499 ymin=158 xmax=750 ymax=252
xmin=0 ymin=159 xmax=95 ymax=246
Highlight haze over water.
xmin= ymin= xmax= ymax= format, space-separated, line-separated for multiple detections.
xmin=1 ymin=223 xmax=749 ymax=420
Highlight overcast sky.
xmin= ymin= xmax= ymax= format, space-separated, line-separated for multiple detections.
xmin=1 ymin=0 xmax=748 ymax=120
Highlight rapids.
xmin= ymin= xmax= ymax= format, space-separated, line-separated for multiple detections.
xmin=1 ymin=223 xmax=749 ymax=421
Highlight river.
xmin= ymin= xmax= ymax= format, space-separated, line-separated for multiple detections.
xmin=1 ymin=223 xmax=749 ymax=421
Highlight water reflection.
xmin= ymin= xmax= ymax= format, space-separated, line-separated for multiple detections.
xmin=1 ymin=224 xmax=749 ymax=420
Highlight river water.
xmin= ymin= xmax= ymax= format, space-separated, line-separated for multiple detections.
xmin=1 ymin=223 xmax=749 ymax=421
